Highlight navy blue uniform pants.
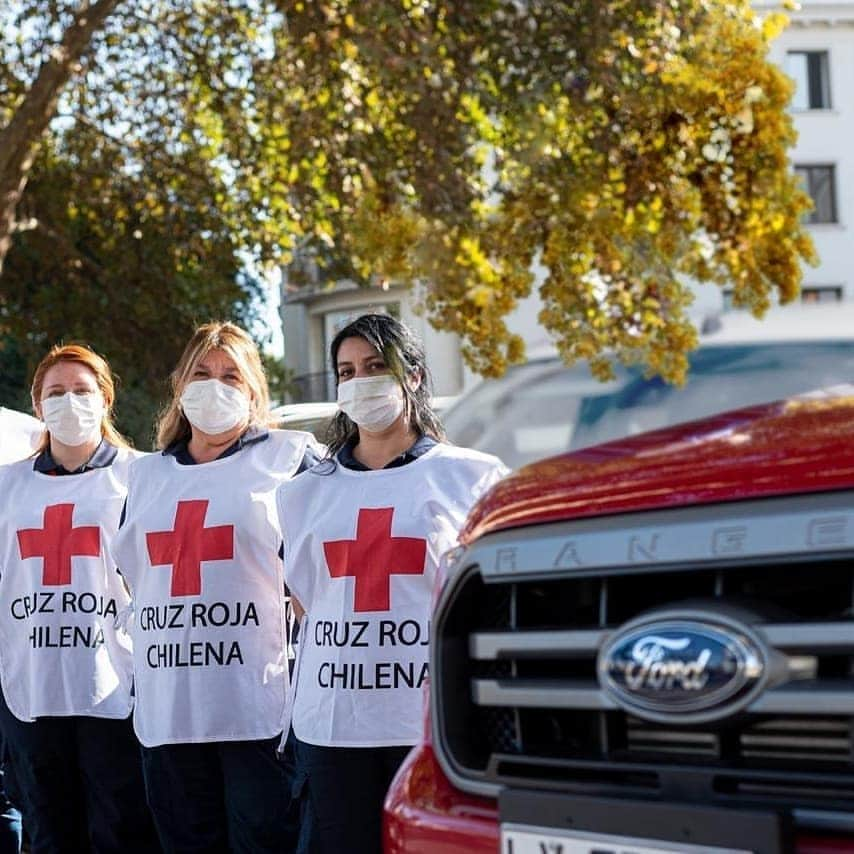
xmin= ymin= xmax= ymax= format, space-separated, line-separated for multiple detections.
xmin=295 ymin=739 xmax=411 ymax=854
xmin=0 ymin=759 xmax=21 ymax=854
xmin=0 ymin=690 xmax=158 ymax=854
xmin=141 ymin=736 xmax=297 ymax=854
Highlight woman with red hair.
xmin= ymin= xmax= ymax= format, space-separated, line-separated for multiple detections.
xmin=0 ymin=344 xmax=158 ymax=853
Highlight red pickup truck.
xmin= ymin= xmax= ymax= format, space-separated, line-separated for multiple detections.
xmin=385 ymin=392 xmax=854 ymax=854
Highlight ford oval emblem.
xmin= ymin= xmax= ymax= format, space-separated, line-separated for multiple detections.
xmin=598 ymin=613 xmax=767 ymax=724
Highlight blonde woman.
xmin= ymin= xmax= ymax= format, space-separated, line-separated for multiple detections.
xmin=0 ymin=344 xmax=158 ymax=853
xmin=113 ymin=322 xmax=321 ymax=854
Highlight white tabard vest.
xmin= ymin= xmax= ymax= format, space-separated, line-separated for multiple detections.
xmin=277 ymin=443 xmax=507 ymax=747
xmin=0 ymin=449 xmax=139 ymax=722
xmin=0 ymin=408 xmax=44 ymax=464
xmin=112 ymin=430 xmax=316 ymax=747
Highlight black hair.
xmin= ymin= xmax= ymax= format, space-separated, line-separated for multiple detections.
xmin=324 ymin=313 xmax=446 ymax=457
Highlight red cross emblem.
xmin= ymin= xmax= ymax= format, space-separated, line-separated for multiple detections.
xmin=146 ymin=500 xmax=234 ymax=597
xmin=323 ymin=507 xmax=427 ymax=612
xmin=17 ymin=503 xmax=101 ymax=586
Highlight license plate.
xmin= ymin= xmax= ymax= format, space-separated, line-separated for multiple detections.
xmin=500 ymin=823 xmax=752 ymax=854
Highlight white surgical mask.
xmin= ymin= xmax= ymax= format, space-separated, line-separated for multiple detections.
xmin=41 ymin=392 xmax=105 ymax=447
xmin=180 ymin=378 xmax=250 ymax=435
xmin=337 ymin=375 xmax=405 ymax=432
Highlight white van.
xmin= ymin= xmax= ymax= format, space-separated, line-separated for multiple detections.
xmin=442 ymin=302 xmax=854 ymax=469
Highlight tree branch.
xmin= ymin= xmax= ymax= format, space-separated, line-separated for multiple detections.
xmin=0 ymin=0 xmax=122 ymax=275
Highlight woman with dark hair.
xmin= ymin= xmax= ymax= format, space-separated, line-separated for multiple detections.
xmin=276 ymin=313 xmax=507 ymax=853
xmin=0 ymin=344 xmax=158 ymax=853
xmin=321 ymin=312 xmax=448 ymax=461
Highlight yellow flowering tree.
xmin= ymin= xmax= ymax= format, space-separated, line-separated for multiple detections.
xmin=228 ymin=0 xmax=814 ymax=380
xmin=1 ymin=0 xmax=814 ymax=381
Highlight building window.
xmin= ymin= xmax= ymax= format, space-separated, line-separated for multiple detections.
xmin=801 ymin=286 xmax=843 ymax=304
xmin=795 ymin=165 xmax=837 ymax=224
xmin=785 ymin=51 xmax=831 ymax=110
xmin=722 ymin=285 xmax=843 ymax=311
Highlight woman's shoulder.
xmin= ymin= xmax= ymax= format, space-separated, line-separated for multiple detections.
xmin=266 ymin=427 xmax=318 ymax=446
xmin=261 ymin=427 xmax=326 ymax=464
xmin=0 ymin=456 xmax=36 ymax=482
xmin=276 ymin=453 xmax=339 ymax=497
xmin=118 ymin=446 xmax=150 ymax=463
xmin=122 ymin=447 xmax=169 ymax=477
xmin=428 ymin=441 xmax=506 ymax=471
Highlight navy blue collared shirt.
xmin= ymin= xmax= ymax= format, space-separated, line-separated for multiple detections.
xmin=163 ymin=425 xmax=321 ymax=473
xmin=162 ymin=425 xmax=269 ymax=465
xmin=33 ymin=438 xmax=118 ymax=476
xmin=336 ymin=434 xmax=437 ymax=471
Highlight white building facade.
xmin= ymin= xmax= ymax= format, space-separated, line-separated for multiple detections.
xmin=280 ymin=0 xmax=854 ymax=401
xmin=760 ymin=0 xmax=854 ymax=306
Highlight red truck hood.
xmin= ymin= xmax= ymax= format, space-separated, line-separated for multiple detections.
xmin=462 ymin=392 xmax=854 ymax=543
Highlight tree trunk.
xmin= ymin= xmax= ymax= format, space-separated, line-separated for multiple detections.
xmin=0 ymin=0 xmax=122 ymax=277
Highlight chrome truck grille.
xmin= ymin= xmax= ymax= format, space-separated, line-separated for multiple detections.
xmin=431 ymin=492 xmax=854 ymax=834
